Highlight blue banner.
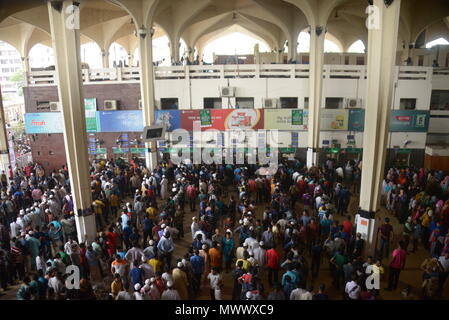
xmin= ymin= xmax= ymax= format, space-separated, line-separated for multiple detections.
xmin=155 ymin=110 xmax=181 ymax=132
xmin=25 ymin=113 xmax=63 ymax=134
xmin=97 ymin=110 xmax=144 ymax=132
xmin=390 ymin=110 xmax=429 ymax=132
xmin=348 ymin=109 xmax=365 ymax=131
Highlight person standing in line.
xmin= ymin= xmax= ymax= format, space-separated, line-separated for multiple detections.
xmin=385 ymin=241 xmax=407 ymax=291
xmin=207 ymin=267 xmax=222 ymax=300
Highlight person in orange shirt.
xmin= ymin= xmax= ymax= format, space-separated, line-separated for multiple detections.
xmin=208 ymin=242 xmax=222 ymax=271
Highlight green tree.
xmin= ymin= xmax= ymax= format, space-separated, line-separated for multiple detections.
xmin=9 ymin=71 xmax=24 ymax=96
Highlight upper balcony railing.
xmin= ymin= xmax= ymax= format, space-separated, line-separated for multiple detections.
xmin=24 ymin=64 xmax=439 ymax=86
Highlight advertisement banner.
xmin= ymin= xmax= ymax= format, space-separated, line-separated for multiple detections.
xmin=98 ymin=111 xmax=144 ymax=132
xmin=320 ymin=109 xmax=348 ymax=131
xmin=205 ymin=109 xmax=264 ymax=131
xmin=155 ymin=110 xmax=181 ymax=132
xmin=25 ymin=113 xmax=63 ymax=134
xmin=180 ymin=110 xmax=201 ymax=131
xmin=389 ymin=110 xmax=429 ymax=132
xmin=200 ymin=110 xmax=212 ymax=127
xmin=84 ymin=98 xmax=98 ymax=132
xmin=264 ymin=109 xmax=307 ymax=130
xmin=348 ymin=109 xmax=365 ymax=131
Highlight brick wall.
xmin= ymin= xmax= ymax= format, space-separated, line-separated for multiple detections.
xmin=24 ymin=83 xmax=144 ymax=171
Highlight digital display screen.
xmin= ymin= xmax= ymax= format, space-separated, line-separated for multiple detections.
xmin=146 ymin=128 xmax=163 ymax=139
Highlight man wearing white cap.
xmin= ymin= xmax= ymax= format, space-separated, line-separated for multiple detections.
xmin=236 ymin=243 xmax=248 ymax=260
xmin=157 ymin=230 xmax=174 ymax=268
xmin=133 ymin=283 xmax=144 ymax=300
xmin=253 ymin=241 xmax=267 ymax=268
xmin=140 ymin=255 xmax=155 ymax=279
xmin=191 ymin=217 xmax=200 ymax=241
xmin=9 ymin=218 xmax=21 ymax=239
xmin=172 ymin=261 xmax=189 ymax=299
xmin=161 ymin=281 xmax=181 ymax=300
xmin=160 ymin=175 xmax=168 ymax=200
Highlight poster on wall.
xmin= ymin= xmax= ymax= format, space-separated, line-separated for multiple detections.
xmin=84 ymin=98 xmax=98 ymax=132
xmin=200 ymin=110 xmax=212 ymax=127
xmin=25 ymin=113 xmax=63 ymax=134
xmin=348 ymin=109 xmax=365 ymax=131
xmin=389 ymin=110 xmax=429 ymax=132
xmin=264 ymin=109 xmax=307 ymax=130
xmin=97 ymin=111 xmax=144 ymax=132
xmin=320 ymin=109 xmax=349 ymax=131
xmin=204 ymin=109 xmax=264 ymax=131
xmin=154 ymin=110 xmax=181 ymax=132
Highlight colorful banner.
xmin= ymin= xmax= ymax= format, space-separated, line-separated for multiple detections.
xmin=25 ymin=113 xmax=63 ymax=134
xmin=348 ymin=109 xmax=365 ymax=131
xmin=97 ymin=111 xmax=144 ymax=132
xmin=84 ymin=98 xmax=98 ymax=132
xmin=155 ymin=110 xmax=181 ymax=132
xmin=200 ymin=110 xmax=212 ymax=127
xmin=389 ymin=110 xmax=429 ymax=132
xmin=205 ymin=109 xmax=264 ymax=131
xmin=264 ymin=109 xmax=307 ymax=130
xmin=291 ymin=110 xmax=303 ymax=126
xmin=320 ymin=109 xmax=348 ymax=131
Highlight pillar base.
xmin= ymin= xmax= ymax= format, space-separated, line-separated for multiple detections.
xmin=145 ymin=147 xmax=158 ymax=170
xmin=306 ymin=147 xmax=318 ymax=168
xmin=355 ymin=209 xmax=379 ymax=256
xmin=75 ymin=212 xmax=96 ymax=245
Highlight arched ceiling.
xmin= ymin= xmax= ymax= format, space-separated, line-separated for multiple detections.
xmin=0 ymin=0 xmax=448 ymax=59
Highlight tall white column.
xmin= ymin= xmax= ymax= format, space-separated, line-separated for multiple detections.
xmin=0 ymin=86 xmax=10 ymax=174
xmin=357 ymin=0 xmax=402 ymax=254
xmin=101 ymin=49 xmax=109 ymax=68
xmin=287 ymin=36 xmax=298 ymax=62
xmin=137 ymin=26 xmax=158 ymax=169
xmin=307 ymin=26 xmax=325 ymax=168
xmin=48 ymin=1 xmax=96 ymax=244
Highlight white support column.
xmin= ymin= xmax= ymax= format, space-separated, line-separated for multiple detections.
xmin=287 ymin=36 xmax=298 ymax=62
xmin=0 ymin=86 xmax=10 ymax=175
xmin=127 ymin=54 xmax=133 ymax=67
xmin=307 ymin=26 xmax=325 ymax=168
xmin=137 ymin=26 xmax=158 ymax=169
xmin=101 ymin=49 xmax=109 ymax=68
xmin=48 ymin=1 xmax=96 ymax=244
xmin=357 ymin=0 xmax=402 ymax=255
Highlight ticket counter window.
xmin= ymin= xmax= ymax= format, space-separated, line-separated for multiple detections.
xmin=393 ymin=150 xmax=411 ymax=167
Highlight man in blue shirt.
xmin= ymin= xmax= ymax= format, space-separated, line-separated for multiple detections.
xmin=129 ymin=260 xmax=143 ymax=287
xmin=281 ymin=264 xmax=298 ymax=287
xmin=190 ymin=250 xmax=204 ymax=296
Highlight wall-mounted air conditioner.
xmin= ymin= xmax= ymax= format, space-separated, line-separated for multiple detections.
xmin=49 ymin=101 xmax=60 ymax=112
xmin=220 ymin=87 xmax=235 ymax=97
xmin=104 ymin=100 xmax=118 ymax=110
xmin=345 ymin=98 xmax=363 ymax=109
xmin=138 ymin=100 xmax=142 ymax=110
xmin=263 ymin=98 xmax=278 ymax=108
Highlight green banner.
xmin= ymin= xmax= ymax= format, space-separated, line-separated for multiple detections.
xmin=112 ymin=147 xmax=129 ymax=154
xmin=200 ymin=110 xmax=212 ymax=126
xmin=389 ymin=110 xmax=429 ymax=132
xmin=291 ymin=110 xmax=303 ymax=126
xmin=84 ymin=98 xmax=98 ymax=132
xmin=130 ymin=148 xmax=146 ymax=154
xmin=348 ymin=109 xmax=365 ymax=131
xmin=323 ymin=148 xmax=340 ymax=153
xmin=344 ymin=148 xmax=362 ymax=153
xmin=96 ymin=148 xmax=107 ymax=154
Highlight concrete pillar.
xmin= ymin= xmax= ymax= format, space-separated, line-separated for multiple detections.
xmin=21 ymin=56 xmax=30 ymax=73
xmin=0 ymin=86 xmax=10 ymax=174
xmin=136 ymin=26 xmax=158 ymax=169
xmin=48 ymin=1 xmax=96 ymax=244
xmin=170 ymin=38 xmax=180 ymax=65
xmin=127 ymin=54 xmax=133 ymax=67
xmin=101 ymin=49 xmax=109 ymax=68
xmin=357 ymin=0 xmax=402 ymax=254
xmin=306 ymin=26 xmax=325 ymax=168
xmin=276 ymin=49 xmax=283 ymax=63
xmin=197 ymin=45 xmax=204 ymax=65
xmin=287 ymin=36 xmax=298 ymax=62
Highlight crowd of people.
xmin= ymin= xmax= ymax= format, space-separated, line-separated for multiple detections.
xmin=0 ymin=157 xmax=447 ymax=301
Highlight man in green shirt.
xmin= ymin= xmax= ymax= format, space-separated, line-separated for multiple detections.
xmin=330 ymin=250 xmax=347 ymax=290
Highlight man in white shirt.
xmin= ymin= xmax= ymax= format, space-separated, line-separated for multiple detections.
xmin=207 ymin=267 xmax=222 ymax=300
xmin=161 ymin=281 xmax=181 ymax=300
xmin=290 ymin=287 xmax=307 ymax=300
xmin=345 ymin=277 xmax=361 ymax=300
xmin=438 ymin=251 xmax=449 ymax=294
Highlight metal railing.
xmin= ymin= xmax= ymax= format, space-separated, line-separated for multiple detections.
xmin=24 ymin=64 xmax=440 ymax=86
